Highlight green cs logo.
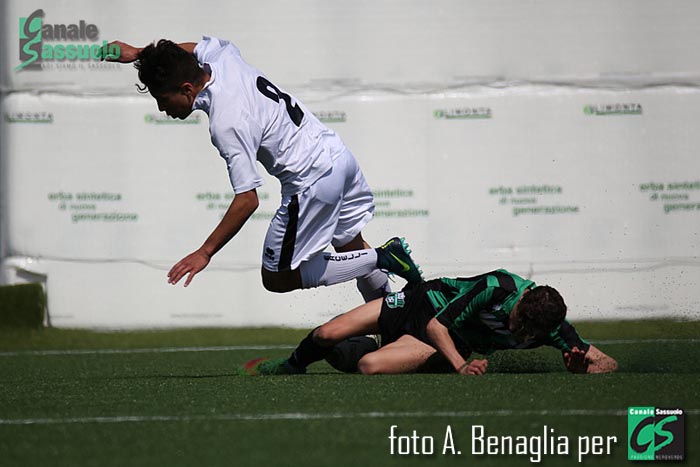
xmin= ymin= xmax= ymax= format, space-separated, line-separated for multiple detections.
xmin=628 ymin=407 xmax=684 ymax=461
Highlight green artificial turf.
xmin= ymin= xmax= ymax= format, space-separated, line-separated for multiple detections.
xmin=0 ymin=320 xmax=697 ymax=467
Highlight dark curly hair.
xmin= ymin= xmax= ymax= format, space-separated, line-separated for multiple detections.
xmin=134 ymin=39 xmax=204 ymax=95
xmin=512 ymin=285 xmax=567 ymax=340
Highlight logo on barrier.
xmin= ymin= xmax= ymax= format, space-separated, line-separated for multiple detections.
xmin=144 ymin=114 xmax=201 ymax=125
xmin=584 ymin=103 xmax=642 ymax=116
xmin=628 ymin=407 xmax=684 ymax=461
xmin=434 ymin=107 xmax=492 ymax=120
xmin=16 ymin=9 xmax=120 ymax=71
xmin=313 ymin=111 xmax=347 ymax=123
xmin=4 ymin=111 xmax=54 ymax=124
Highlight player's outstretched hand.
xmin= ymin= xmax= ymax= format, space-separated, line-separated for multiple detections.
xmin=459 ymin=358 xmax=488 ymax=376
xmin=168 ymin=249 xmax=211 ymax=287
xmin=563 ymin=346 xmax=590 ymax=373
xmin=102 ymin=40 xmax=142 ymax=63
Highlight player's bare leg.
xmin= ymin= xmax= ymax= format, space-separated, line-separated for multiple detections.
xmin=357 ymin=335 xmax=487 ymax=376
xmin=239 ymin=299 xmax=382 ymax=376
xmin=311 ymin=298 xmax=383 ymax=346
xmin=356 ymin=335 xmax=437 ymax=375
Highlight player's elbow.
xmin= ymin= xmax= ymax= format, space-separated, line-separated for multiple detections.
xmin=234 ymin=189 xmax=259 ymax=215
xmin=241 ymin=191 xmax=259 ymax=214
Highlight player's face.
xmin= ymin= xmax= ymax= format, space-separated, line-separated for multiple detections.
xmin=152 ymin=89 xmax=193 ymax=120
xmin=509 ymin=292 xmax=525 ymax=334
xmin=508 ymin=304 xmax=529 ymax=341
xmin=509 ymin=293 xmax=536 ymax=342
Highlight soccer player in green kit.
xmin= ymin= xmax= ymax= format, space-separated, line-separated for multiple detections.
xmin=241 ymin=268 xmax=617 ymax=376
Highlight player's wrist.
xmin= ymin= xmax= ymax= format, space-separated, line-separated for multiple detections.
xmin=455 ymin=361 xmax=470 ymax=374
xmin=197 ymin=245 xmax=215 ymax=258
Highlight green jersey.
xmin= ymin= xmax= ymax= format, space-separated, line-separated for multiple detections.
xmin=427 ymin=269 xmax=588 ymax=355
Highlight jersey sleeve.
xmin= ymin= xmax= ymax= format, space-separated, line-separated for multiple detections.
xmin=544 ymin=320 xmax=590 ymax=352
xmin=210 ymin=112 xmax=265 ymax=194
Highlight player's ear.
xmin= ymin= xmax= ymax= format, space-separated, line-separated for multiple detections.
xmin=180 ymin=82 xmax=195 ymax=98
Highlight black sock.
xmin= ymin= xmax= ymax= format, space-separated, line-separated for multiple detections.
xmin=288 ymin=329 xmax=333 ymax=369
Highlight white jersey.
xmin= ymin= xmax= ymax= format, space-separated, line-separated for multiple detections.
xmin=192 ymin=36 xmax=346 ymax=196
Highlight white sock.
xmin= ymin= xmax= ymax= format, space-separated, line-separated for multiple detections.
xmin=356 ymin=269 xmax=390 ymax=302
xmin=299 ymin=249 xmax=378 ymax=289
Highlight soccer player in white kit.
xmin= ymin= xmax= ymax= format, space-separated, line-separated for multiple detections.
xmin=107 ymin=37 xmax=422 ymax=301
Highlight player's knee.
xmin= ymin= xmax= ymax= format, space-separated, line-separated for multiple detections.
xmin=357 ymin=353 xmax=383 ymax=375
xmin=311 ymin=325 xmax=340 ymax=347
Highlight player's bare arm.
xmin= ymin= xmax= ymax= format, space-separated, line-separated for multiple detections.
xmin=564 ymin=345 xmax=618 ymax=374
xmin=168 ymin=189 xmax=259 ymax=287
xmin=426 ymin=318 xmax=488 ymax=376
xmin=104 ymin=41 xmax=197 ymax=63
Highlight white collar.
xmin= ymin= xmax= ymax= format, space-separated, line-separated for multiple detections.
xmin=192 ymin=63 xmax=215 ymax=112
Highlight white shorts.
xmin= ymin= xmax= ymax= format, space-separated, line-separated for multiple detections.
xmin=262 ymin=149 xmax=374 ymax=272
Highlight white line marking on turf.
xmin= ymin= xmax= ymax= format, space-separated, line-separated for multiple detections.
xmin=1 ymin=337 xmax=697 ymax=358
xmin=4 ymin=409 xmax=698 ymax=426
xmin=594 ymin=338 xmax=700 ymax=345
xmin=0 ymin=345 xmax=295 ymax=357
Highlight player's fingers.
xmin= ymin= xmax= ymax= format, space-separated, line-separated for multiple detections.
xmin=167 ymin=271 xmax=179 ymax=284
xmin=167 ymin=265 xmax=181 ymax=283
xmin=168 ymin=272 xmax=183 ymax=285
xmin=466 ymin=359 xmax=487 ymax=375
xmin=169 ymin=255 xmax=195 ymax=279
xmin=168 ymin=263 xmax=190 ymax=285
xmin=183 ymin=270 xmax=197 ymax=287
xmin=167 ymin=261 xmax=184 ymax=279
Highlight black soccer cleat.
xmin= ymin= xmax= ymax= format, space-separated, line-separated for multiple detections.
xmin=376 ymin=237 xmax=423 ymax=284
